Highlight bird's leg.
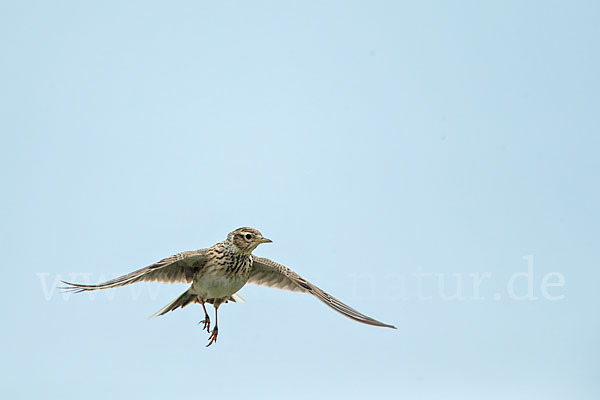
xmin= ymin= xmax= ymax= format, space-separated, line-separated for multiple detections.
xmin=206 ymin=306 xmax=219 ymax=347
xmin=198 ymin=301 xmax=210 ymax=332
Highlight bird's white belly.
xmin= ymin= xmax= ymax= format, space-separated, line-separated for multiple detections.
xmin=191 ymin=274 xmax=247 ymax=299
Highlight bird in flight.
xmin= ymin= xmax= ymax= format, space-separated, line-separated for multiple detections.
xmin=62 ymin=227 xmax=396 ymax=346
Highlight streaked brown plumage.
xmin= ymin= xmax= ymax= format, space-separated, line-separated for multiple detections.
xmin=62 ymin=227 xmax=396 ymax=346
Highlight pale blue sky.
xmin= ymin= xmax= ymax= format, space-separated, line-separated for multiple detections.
xmin=1 ymin=1 xmax=599 ymax=399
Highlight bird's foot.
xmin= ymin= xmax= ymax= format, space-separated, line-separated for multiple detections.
xmin=206 ymin=326 xmax=218 ymax=347
xmin=198 ymin=316 xmax=211 ymax=332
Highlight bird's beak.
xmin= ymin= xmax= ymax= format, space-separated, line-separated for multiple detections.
xmin=259 ymin=237 xmax=272 ymax=243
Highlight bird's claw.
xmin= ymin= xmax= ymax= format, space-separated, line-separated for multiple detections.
xmin=206 ymin=327 xmax=218 ymax=347
xmin=198 ymin=317 xmax=211 ymax=332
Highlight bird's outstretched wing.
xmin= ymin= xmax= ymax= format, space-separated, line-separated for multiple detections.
xmin=61 ymin=250 xmax=209 ymax=293
xmin=249 ymin=257 xmax=396 ymax=329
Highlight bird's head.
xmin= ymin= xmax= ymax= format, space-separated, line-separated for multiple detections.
xmin=227 ymin=227 xmax=272 ymax=253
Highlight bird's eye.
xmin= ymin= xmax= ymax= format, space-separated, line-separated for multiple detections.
xmin=244 ymin=234 xmax=252 ymax=240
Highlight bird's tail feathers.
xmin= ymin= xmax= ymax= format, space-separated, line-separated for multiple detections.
xmin=231 ymin=293 xmax=245 ymax=303
xmin=149 ymin=290 xmax=197 ymax=319
xmin=149 ymin=291 xmax=245 ymax=319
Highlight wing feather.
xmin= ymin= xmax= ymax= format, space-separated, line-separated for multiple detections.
xmin=61 ymin=250 xmax=208 ymax=293
xmin=249 ymin=257 xmax=396 ymax=329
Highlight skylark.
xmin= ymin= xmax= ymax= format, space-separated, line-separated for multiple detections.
xmin=62 ymin=227 xmax=396 ymax=346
